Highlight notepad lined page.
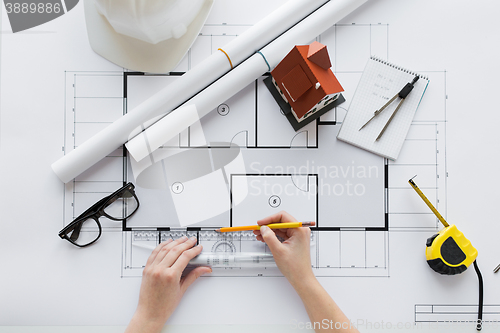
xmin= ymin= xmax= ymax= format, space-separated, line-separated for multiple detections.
xmin=337 ymin=57 xmax=429 ymax=160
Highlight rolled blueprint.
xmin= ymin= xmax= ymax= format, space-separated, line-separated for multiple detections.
xmin=52 ymin=0 xmax=330 ymax=183
xmin=125 ymin=104 xmax=199 ymax=162
xmin=126 ymin=0 xmax=368 ymax=162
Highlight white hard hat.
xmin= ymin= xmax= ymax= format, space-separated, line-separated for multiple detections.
xmin=84 ymin=0 xmax=214 ymax=73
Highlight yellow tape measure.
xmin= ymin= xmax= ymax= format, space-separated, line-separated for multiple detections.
xmin=408 ymin=177 xmax=478 ymax=274
xmin=425 ymin=224 xmax=477 ymax=275
xmin=409 ymin=176 xmax=483 ymax=331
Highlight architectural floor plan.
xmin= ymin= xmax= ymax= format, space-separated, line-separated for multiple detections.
xmin=62 ymin=22 xmax=447 ymax=280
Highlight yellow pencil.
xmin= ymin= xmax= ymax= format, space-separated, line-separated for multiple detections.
xmin=216 ymin=221 xmax=316 ymax=233
xmin=408 ymin=176 xmax=449 ymax=227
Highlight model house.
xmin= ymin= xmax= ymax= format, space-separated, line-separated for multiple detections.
xmin=265 ymin=41 xmax=345 ymax=130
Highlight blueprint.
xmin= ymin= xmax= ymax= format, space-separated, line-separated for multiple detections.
xmin=1 ymin=0 xmax=500 ymax=331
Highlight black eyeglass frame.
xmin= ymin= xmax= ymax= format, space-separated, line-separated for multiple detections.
xmin=58 ymin=182 xmax=139 ymax=247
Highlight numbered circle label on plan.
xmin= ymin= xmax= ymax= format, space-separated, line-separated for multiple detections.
xmin=268 ymin=195 xmax=281 ymax=208
xmin=171 ymin=182 xmax=184 ymax=194
xmin=217 ymin=104 xmax=230 ymax=116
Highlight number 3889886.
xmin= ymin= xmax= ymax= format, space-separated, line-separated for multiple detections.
xmin=5 ymin=2 xmax=61 ymax=14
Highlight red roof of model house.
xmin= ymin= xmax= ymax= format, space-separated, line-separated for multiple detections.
xmin=271 ymin=41 xmax=344 ymax=121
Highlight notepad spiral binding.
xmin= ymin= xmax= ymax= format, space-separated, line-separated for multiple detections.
xmin=370 ymin=56 xmax=429 ymax=81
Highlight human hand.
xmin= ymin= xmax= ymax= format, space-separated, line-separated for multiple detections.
xmin=126 ymin=237 xmax=211 ymax=333
xmin=253 ymin=211 xmax=315 ymax=288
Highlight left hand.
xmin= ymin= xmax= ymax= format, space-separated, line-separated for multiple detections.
xmin=126 ymin=237 xmax=211 ymax=333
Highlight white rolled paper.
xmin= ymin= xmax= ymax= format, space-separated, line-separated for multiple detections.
xmin=51 ymin=0 xmax=331 ymax=183
xmin=125 ymin=104 xmax=199 ymax=162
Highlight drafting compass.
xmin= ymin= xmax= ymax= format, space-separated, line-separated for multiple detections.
xmin=359 ymin=76 xmax=419 ymax=141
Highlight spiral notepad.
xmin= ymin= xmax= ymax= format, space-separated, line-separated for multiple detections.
xmin=337 ymin=57 xmax=429 ymax=160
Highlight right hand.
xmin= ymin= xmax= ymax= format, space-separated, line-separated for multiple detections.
xmin=253 ymin=211 xmax=314 ymax=287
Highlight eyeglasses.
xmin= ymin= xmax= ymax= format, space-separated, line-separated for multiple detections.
xmin=59 ymin=183 xmax=139 ymax=247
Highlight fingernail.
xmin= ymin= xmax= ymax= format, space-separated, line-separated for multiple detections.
xmin=190 ymin=236 xmax=197 ymax=242
xmin=181 ymin=236 xmax=188 ymax=241
xmin=260 ymin=225 xmax=268 ymax=234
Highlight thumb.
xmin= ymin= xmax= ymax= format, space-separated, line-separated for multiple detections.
xmin=260 ymin=226 xmax=282 ymax=254
xmin=180 ymin=266 xmax=211 ymax=293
